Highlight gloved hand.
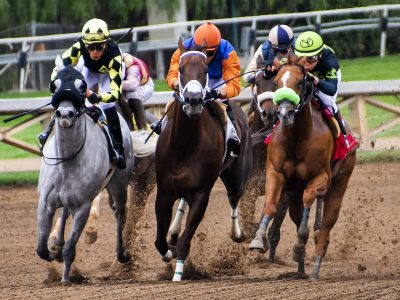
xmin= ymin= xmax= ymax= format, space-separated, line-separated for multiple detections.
xmin=87 ymin=92 xmax=101 ymax=104
xmin=307 ymin=72 xmax=319 ymax=85
xmin=264 ymin=65 xmax=277 ymax=79
xmin=172 ymin=80 xmax=179 ymax=92
xmin=205 ymin=89 xmax=221 ymax=100
xmin=247 ymin=75 xmax=256 ymax=84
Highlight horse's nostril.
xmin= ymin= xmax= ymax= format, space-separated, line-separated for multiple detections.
xmin=55 ymin=110 xmax=61 ymax=118
xmin=68 ymin=111 xmax=75 ymax=119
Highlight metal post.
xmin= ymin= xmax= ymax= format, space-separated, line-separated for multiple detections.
xmin=380 ymin=7 xmax=388 ymax=58
xmin=156 ymin=49 xmax=165 ymax=80
xmin=315 ymin=14 xmax=321 ymax=33
xmin=250 ymin=20 xmax=256 ymax=59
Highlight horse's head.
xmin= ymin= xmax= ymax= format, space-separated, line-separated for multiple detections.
xmin=273 ymin=54 xmax=312 ymax=126
xmin=252 ymin=55 xmax=279 ymax=129
xmin=49 ymin=65 xmax=87 ymax=128
xmin=177 ymin=38 xmax=208 ymax=118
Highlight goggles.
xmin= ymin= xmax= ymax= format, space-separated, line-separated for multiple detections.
xmin=206 ymin=48 xmax=217 ymax=57
xmin=272 ymin=47 xmax=289 ymax=55
xmin=306 ymin=55 xmax=319 ymax=63
xmin=86 ymin=43 xmax=105 ymax=51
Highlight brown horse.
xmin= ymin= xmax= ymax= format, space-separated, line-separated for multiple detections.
xmin=154 ymin=39 xmax=252 ymax=281
xmin=249 ymin=55 xmax=356 ymax=279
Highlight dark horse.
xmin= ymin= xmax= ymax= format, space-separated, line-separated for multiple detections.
xmin=154 ymin=39 xmax=252 ymax=281
xmin=249 ymin=55 xmax=356 ymax=279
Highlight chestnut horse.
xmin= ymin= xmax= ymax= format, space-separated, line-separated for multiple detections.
xmin=249 ymin=55 xmax=356 ymax=279
xmin=154 ymin=39 xmax=252 ymax=281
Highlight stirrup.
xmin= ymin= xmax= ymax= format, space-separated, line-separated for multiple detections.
xmin=343 ymin=134 xmax=350 ymax=148
xmin=111 ymin=152 xmax=126 ymax=169
xmin=227 ymin=138 xmax=240 ymax=157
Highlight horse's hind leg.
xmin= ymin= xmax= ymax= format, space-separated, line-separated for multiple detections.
xmin=48 ymin=207 xmax=69 ymax=261
xmin=313 ymin=197 xmax=323 ymax=245
xmin=84 ymin=192 xmax=102 ymax=244
xmin=107 ymin=185 xmax=131 ymax=263
xmin=168 ymin=198 xmax=187 ymax=257
xmin=62 ymin=202 xmax=91 ymax=283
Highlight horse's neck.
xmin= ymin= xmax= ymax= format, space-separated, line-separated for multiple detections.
xmin=283 ymin=102 xmax=314 ymax=140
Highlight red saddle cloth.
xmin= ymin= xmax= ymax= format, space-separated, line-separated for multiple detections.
xmin=264 ymin=114 xmax=357 ymax=162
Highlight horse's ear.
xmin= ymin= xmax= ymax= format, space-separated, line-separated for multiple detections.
xmin=256 ymin=55 xmax=263 ymax=68
xmin=288 ymin=53 xmax=298 ymax=65
xmin=178 ymin=37 xmax=186 ymax=53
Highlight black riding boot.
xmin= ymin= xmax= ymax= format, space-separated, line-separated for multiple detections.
xmin=128 ymin=98 xmax=147 ymax=130
xmin=224 ymin=100 xmax=241 ymax=156
xmin=334 ymin=110 xmax=349 ymax=147
xmin=37 ymin=116 xmax=56 ymax=147
xmin=103 ymin=105 xmax=126 ymax=169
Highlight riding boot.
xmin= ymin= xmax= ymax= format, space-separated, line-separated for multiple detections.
xmin=128 ymin=98 xmax=147 ymax=131
xmin=334 ymin=110 xmax=350 ymax=148
xmin=37 ymin=116 xmax=56 ymax=147
xmin=103 ymin=105 xmax=126 ymax=169
xmin=224 ymin=100 xmax=241 ymax=156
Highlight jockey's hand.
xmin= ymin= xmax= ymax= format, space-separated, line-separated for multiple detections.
xmin=205 ymin=89 xmax=221 ymax=100
xmin=87 ymin=92 xmax=101 ymax=104
xmin=172 ymin=80 xmax=179 ymax=92
xmin=264 ymin=65 xmax=277 ymax=79
xmin=247 ymin=74 xmax=256 ymax=84
xmin=307 ymin=72 xmax=319 ymax=85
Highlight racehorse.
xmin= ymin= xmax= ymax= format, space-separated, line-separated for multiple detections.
xmin=36 ymin=65 xmax=134 ymax=284
xmin=249 ymin=54 xmax=356 ymax=279
xmin=154 ymin=38 xmax=252 ymax=281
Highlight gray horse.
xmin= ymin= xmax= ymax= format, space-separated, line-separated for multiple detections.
xmin=36 ymin=66 xmax=134 ymax=284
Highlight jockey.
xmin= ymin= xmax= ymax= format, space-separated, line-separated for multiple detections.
xmin=163 ymin=22 xmax=242 ymax=156
xmin=122 ymin=52 xmax=154 ymax=131
xmin=42 ymin=18 xmax=126 ymax=168
xmin=243 ymin=24 xmax=295 ymax=83
xmin=294 ymin=31 xmax=349 ymax=147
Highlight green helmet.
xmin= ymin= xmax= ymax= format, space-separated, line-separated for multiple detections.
xmin=81 ymin=18 xmax=109 ymax=44
xmin=295 ymin=31 xmax=324 ymax=57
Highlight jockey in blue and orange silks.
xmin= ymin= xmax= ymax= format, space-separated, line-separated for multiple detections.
xmin=164 ymin=22 xmax=242 ymax=155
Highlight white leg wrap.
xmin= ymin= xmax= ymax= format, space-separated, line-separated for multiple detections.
xmin=231 ymin=208 xmax=241 ymax=239
xmin=172 ymin=260 xmax=185 ymax=282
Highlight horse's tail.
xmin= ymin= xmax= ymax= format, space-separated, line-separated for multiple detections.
xmin=131 ymin=131 xmax=157 ymax=157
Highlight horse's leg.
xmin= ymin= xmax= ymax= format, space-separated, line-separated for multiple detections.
xmin=154 ymin=192 xmax=174 ymax=262
xmin=84 ymin=192 xmax=102 ymax=244
xmin=61 ymin=202 xmax=91 ymax=283
xmin=249 ymin=167 xmax=285 ymax=252
xmin=267 ymin=192 xmax=290 ymax=262
xmin=168 ymin=198 xmax=187 ymax=257
xmin=37 ymin=197 xmax=57 ymax=262
xmin=107 ymin=185 xmax=131 ymax=263
xmin=294 ymin=173 xmax=329 ymax=274
xmin=48 ymin=207 xmax=69 ymax=261
xmin=313 ymin=197 xmax=323 ymax=245
xmin=173 ymin=190 xmax=211 ymax=282
xmin=311 ymin=168 xmax=353 ymax=280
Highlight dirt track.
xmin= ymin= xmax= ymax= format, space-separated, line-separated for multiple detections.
xmin=1 ymin=162 xmax=400 ymax=299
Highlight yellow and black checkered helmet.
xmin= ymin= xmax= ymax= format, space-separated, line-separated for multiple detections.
xmin=295 ymin=31 xmax=324 ymax=57
xmin=81 ymin=18 xmax=109 ymax=44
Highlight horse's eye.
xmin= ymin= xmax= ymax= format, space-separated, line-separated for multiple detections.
xmin=178 ymin=67 xmax=184 ymax=74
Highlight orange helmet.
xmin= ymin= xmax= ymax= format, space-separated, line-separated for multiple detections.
xmin=193 ymin=22 xmax=221 ymax=50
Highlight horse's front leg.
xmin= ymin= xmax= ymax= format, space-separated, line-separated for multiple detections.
xmin=173 ymin=190 xmax=211 ymax=282
xmin=37 ymin=196 xmax=57 ymax=262
xmin=249 ymin=167 xmax=285 ymax=252
xmin=61 ymin=202 xmax=91 ymax=284
xmin=168 ymin=198 xmax=187 ymax=257
xmin=154 ymin=192 xmax=175 ymax=263
xmin=294 ymin=173 xmax=329 ymax=274
xmin=48 ymin=207 xmax=69 ymax=261
xmin=84 ymin=192 xmax=102 ymax=244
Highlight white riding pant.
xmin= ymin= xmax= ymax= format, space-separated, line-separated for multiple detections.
xmin=124 ymin=78 xmax=154 ymax=103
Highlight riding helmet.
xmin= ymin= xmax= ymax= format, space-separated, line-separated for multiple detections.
xmin=268 ymin=24 xmax=294 ymax=50
xmin=294 ymin=31 xmax=324 ymax=57
xmin=193 ymin=22 xmax=221 ymax=50
xmin=81 ymin=18 xmax=110 ymax=44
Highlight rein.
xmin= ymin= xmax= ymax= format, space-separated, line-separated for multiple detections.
xmin=40 ymin=107 xmax=89 ymax=166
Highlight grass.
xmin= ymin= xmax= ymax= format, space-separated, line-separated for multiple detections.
xmin=1 ymin=54 xmax=400 ymax=184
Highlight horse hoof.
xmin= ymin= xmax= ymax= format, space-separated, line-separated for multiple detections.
xmin=84 ymin=230 xmax=98 ymax=244
xmin=118 ymin=249 xmax=132 ymax=263
xmin=162 ymin=250 xmax=173 ymax=262
xmin=232 ymin=231 xmax=246 ymax=243
xmin=172 ymin=273 xmax=182 ymax=282
xmin=61 ymin=279 xmax=72 ymax=286
xmin=249 ymin=238 xmax=267 ymax=253
xmin=310 ymin=272 xmax=320 ymax=281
